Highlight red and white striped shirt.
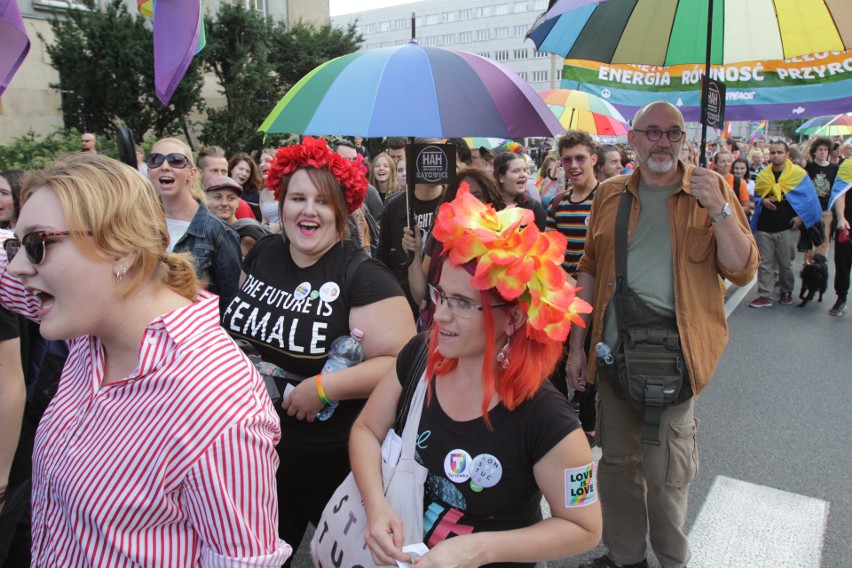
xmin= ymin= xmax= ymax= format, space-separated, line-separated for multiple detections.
xmin=0 ymin=232 xmax=291 ymax=566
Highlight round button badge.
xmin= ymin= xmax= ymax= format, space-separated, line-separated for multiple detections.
xmin=443 ymin=449 xmax=472 ymax=483
xmin=319 ymin=282 xmax=341 ymax=303
xmin=469 ymin=453 xmax=503 ymax=492
xmin=293 ymin=282 xmax=312 ymax=300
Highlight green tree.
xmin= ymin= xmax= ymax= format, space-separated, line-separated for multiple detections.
xmin=42 ymin=0 xmax=204 ymax=142
xmin=200 ymin=5 xmax=362 ymax=156
xmin=775 ymin=119 xmax=807 ymax=142
xmin=0 ymin=129 xmax=120 ymax=170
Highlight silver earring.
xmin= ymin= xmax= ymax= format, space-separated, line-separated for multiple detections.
xmin=496 ymin=336 xmax=511 ymax=369
xmin=115 ymin=265 xmax=127 ymax=283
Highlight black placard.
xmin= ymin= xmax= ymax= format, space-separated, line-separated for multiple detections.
xmin=407 ymin=143 xmax=456 ymax=186
xmin=700 ymin=76 xmax=726 ymax=129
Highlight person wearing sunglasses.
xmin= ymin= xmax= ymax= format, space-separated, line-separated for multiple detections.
xmin=350 ymin=185 xmax=601 ymax=567
xmin=147 ymin=138 xmax=241 ymax=314
xmin=0 ymin=153 xmax=291 ymax=565
xmin=566 ymin=102 xmax=757 ymax=568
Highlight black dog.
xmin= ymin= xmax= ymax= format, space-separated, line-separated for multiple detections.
xmin=799 ymin=254 xmax=829 ymax=307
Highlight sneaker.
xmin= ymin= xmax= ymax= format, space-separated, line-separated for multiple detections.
xmin=579 ymin=555 xmax=649 ymax=568
xmin=829 ymin=299 xmax=847 ymax=316
xmin=749 ymin=296 xmax=773 ymax=308
xmin=779 ymin=292 xmax=793 ymax=305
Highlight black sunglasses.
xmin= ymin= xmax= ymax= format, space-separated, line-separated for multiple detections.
xmin=147 ymin=153 xmax=190 ymax=169
xmin=4 ymin=231 xmax=92 ymax=265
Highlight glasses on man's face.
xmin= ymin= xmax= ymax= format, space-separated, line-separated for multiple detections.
xmin=428 ymin=284 xmax=508 ymax=317
xmin=4 ymin=230 xmax=92 ymax=265
xmin=147 ymin=153 xmax=190 ymax=169
xmin=560 ymin=155 xmax=588 ymax=167
xmin=634 ymin=128 xmax=685 ymax=143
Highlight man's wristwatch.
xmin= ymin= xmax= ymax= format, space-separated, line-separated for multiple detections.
xmin=710 ymin=202 xmax=732 ymax=223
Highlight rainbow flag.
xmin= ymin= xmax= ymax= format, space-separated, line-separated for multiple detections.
xmin=748 ymin=121 xmax=767 ymax=144
xmin=0 ymin=0 xmax=30 ymax=97
xmin=828 ymin=159 xmax=852 ymax=212
xmin=138 ymin=0 xmax=206 ymax=106
xmin=721 ymin=122 xmax=733 ymax=139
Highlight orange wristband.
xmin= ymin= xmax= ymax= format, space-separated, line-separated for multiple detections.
xmin=315 ymin=374 xmax=331 ymax=405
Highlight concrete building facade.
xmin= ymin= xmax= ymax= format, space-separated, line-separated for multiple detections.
xmin=330 ymin=0 xmax=560 ymax=90
xmin=0 ymin=0 xmax=329 ymax=145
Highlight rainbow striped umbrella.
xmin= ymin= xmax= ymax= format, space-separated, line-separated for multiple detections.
xmin=463 ymin=137 xmax=507 ymax=150
xmin=259 ymin=41 xmax=562 ymax=138
xmin=540 ymin=89 xmax=628 ymax=136
xmin=796 ymin=115 xmax=852 ymax=136
xmin=528 ymin=0 xmax=852 ymax=66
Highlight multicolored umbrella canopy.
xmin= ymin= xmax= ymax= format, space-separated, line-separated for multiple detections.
xmin=259 ymin=41 xmax=563 ymax=138
xmin=796 ymin=114 xmax=852 ymax=136
xmin=540 ymin=89 xmax=628 ymax=136
xmin=528 ymin=0 xmax=852 ymax=66
xmin=463 ymin=137 xmax=508 ymax=150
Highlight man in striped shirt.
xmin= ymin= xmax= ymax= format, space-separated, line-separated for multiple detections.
xmin=546 ymin=130 xmax=600 ymax=446
xmin=546 ymin=130 xmax=599 ymax=279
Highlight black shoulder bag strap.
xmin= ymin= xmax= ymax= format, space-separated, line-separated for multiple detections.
xmin=393 ymin=335 xmax=429 ymax=435
xmin=613 ymin=188 xmax=666 ymax=446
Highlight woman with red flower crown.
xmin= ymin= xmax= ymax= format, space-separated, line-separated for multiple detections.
xmin=350 ymin=185 xmax=601 ymax=567
xmin=220 ymin=136 xmax=416 ymax=562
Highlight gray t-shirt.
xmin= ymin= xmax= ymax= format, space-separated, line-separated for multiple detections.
xmin=603 ymin=182 xmax=679 ymax=348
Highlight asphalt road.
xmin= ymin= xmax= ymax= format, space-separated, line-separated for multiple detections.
xmin=290 ymin=249 xmax=851 ymax=568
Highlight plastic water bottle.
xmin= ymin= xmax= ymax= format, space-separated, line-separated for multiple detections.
xmin=595 ymin=342 xmax=615 ymax=366
xmin=316 ymin=328 xmax=365 ymax=421
xmin=556 ymin=163 xmax=566 ymax=190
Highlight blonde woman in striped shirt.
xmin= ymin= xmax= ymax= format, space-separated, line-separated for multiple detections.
xmin=0 ymin=154 xmax=290 ymax=566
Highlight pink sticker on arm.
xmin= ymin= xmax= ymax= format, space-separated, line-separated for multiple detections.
xmin=564 ymin=462 xmax=597 ymax=508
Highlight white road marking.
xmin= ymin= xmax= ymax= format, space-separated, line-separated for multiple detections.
xmin=688 ymin=475 xmax=829 ymax=568
xmin=724 ymin=275 xmax=757 ymax=318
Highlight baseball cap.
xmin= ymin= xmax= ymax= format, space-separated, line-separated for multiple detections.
xmin=205 ymin=175 xmax=243 ymax=195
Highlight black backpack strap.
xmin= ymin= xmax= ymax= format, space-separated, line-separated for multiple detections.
xmin=342 ymin=248 xmax=370 ymax=306
xmin=614 ymin=187 xmax=633 ymax=292
xmin=734 ymin=175 xmax=742 ymax=199
xmin=393 ymin=334 xmax=429 ymax=434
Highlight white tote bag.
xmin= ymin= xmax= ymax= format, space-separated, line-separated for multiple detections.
xmin=310 ymin=376 xmax=428 ymax=568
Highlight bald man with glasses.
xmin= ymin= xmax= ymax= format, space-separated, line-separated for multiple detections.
xmin=566 ymin=102 xmax=757 ymax=568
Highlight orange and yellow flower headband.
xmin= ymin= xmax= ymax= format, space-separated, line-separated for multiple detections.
xmin=432 ymin=184 xmax=591 ymax=343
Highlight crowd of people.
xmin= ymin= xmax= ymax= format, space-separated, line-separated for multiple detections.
xmin=0 ymin=101 xmax=849 ymax=568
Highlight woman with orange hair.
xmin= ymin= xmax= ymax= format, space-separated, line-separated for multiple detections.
xmin=350 ymin=185 xmax=602 ymax=567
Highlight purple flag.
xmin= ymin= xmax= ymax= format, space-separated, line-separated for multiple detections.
xmin=0 ymin=0 xmax=30 ymax=97
xmin=153 ymin=0 xmax=201 ymax=106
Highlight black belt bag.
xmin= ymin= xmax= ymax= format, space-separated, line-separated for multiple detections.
xmin=608 ymin=187 xmax=693 ymax=445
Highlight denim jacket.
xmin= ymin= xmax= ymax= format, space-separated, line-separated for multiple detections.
xmin=172 ymin=204 xmax=241 ymax=313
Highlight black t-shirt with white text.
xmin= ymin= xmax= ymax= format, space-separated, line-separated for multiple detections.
xmin=395 ymin=335 xmax=580 ymax=567
xmin=222 ymin=236 xmax=404 ymax=450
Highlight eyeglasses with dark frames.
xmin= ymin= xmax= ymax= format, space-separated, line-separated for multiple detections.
xmin=4 ymin=231 xmax=93 ymax=265
xmin=633 ymin=128 xmax=685 ymax=143
xmin=428 ymin=284 xmax=508 ymax=316
xmin=147 ymin=153 xmax=190 ymax=169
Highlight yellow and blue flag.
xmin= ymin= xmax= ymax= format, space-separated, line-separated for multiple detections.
xmin=828 ymin=159 xmax=852 ymax=213
xmin=751 ymin=160 xmax=822 ymax=232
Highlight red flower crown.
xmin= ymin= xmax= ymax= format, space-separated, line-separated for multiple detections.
xmin=263 ymin=136 xmax=368 ymax=215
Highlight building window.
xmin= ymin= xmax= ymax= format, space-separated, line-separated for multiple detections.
xmin=395 ymin=18 xmax=407 ymax=29
xmin=495 ymin=27 xmax=510 ymax=39
xmin=477 ymin=29 xmax=490 ymax=41
xmin=476 ymin=7 xmax=491 ymax=17
xmin=514 ymin=25 xmax=527 ymax=36
xmin=365 ymin=23 xmax=378 ymax=34
xmin=494 ymin=50 xmax=510 ymax=61
xmin=244 ymin=0 xmax=267 ymax=17
xmin=532 ymin=70 xmax=549 ymax=82
xmin=380 ymin=21 xmax=391 ymax=32
xmin=517 ymin=72 xmax=528 ymax=80
xmin=556 ymin=69 xmax=562 ymax=80
xmin=532 ymin=0 xmax=548 ymax=9
xmin=426 ymin=36 xmax=439 ymax=46
xmin=442 ymin=33 xmax=454 ymax=44
xmin=477 ymin=52 xmax=490 ymax=59
xmin=426 ymin=14 xmax=439 ymax=25
xmin=534 ymin=50 xmax=550 ymax=58
xmin=460 ymin=9 xmax=472 ymax=20
xmin=459 ymin=31 xmax=473 ymax=42
xmin=443 ymin=11 xmax=457 ymax=22
xmin=495 ymin=4 xmax=511 ymax=15
xmin=514 ymin=49 xmax=528 ymax=59
xmin=514 ymin=1 xmax=528 ymax=12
